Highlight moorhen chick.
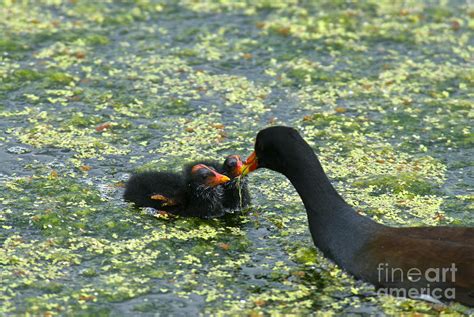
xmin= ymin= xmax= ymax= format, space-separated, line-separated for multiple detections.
xmin=242 ymin=126 xmax=474 ymax=307
xmin=123 ymin=163 xmax=230 ymax=218
xmin=221 ymin=155 xmax=251 ymax=211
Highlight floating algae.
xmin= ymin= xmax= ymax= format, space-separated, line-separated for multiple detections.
xmin=236 ymin=175 xmax=244 ymax=210
xmin=0 ymin=1 xmax=472 ymax=316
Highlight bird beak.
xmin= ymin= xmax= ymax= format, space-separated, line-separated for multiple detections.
xmin=241 ymin=151 xmax=258 ymax=176
xmin=209 ymin=172 xmax=231 ymax=186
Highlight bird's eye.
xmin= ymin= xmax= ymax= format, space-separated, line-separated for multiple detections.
xmin=197 ymin=169 xmax=211 ymax=180
xmin=224 ymin=157 xmax=237 ymax=169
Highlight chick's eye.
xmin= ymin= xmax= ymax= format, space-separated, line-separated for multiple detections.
xmin=197 ymin=169 xmax=211 ymax=179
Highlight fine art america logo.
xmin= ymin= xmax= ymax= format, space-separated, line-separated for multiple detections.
xmin=377 ymin=263 xmax=457 ymax=300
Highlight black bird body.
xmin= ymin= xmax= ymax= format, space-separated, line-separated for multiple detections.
xmin=123 ymin=163 xmax=229 ymax=218
xmin=242 ymin=126 xmax=474 ymax=307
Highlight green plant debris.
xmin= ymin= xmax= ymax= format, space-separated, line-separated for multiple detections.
xmin=0 ymin=0 xmax=472 ymax=316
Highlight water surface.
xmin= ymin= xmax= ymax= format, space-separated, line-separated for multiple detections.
xmin=0 ymin=1 xmax=473 ymax=315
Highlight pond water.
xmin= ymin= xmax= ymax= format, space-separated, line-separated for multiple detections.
xmin=1 ymin=1 xmax=473 ymax=315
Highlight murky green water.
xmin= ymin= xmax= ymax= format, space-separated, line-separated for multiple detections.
xmin=1 ymin=0 xmax=473 ymax=315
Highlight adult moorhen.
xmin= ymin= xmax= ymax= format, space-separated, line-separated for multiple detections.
xmin=124 ymin=163 xmax=230 ymax=218
xmin=241 ymin=126 xmax=474 ymax=307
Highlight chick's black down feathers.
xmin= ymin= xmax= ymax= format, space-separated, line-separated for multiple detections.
xmin=123 ymin=167 xmax=225 ymax=218
xmin=123 ymin=171 xmax=184 ymax=210
xmin=222 ymin=178 xmax=251 ymax=211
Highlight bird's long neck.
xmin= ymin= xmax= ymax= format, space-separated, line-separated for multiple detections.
xmin=281 ymin=144 xmax=382 ymax=269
